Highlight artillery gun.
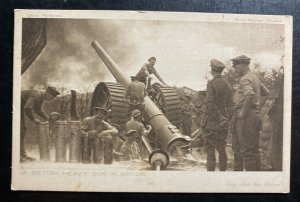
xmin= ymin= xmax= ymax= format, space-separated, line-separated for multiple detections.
xmin=90 ymin=40 xmax=195 ymax=169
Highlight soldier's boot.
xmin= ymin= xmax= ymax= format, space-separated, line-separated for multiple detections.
xmin=218 ymin=147 xmax=227 ymax=171
xmin=233 ymin=153 xmax=243 ymax=171
xmin=244 ymin=158 xmax=258 ymax=171
xmin=206 ymin=146 xmax=216 ymax=171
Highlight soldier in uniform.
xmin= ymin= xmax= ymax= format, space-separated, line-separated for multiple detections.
xmin=201 ymin=59 xmax=233 ymax=171
xmin=231 ymin=55 xmax=262 ymax=171
xmin=181 ymin=94 xmax=195 ymax=136
xmin=21 ymin=86 xmax=60 ymax=162
xmin=120 ymin=130 xmax=142 ymax=161
xmin=125 ymin=109 xmax=152 ymax=159
xmin=136 ymin=57 xmax=167 ymax=86
xmin=125 ymin=76 xmax=147 ymax=115
xmin=80 ymin=107 xmax=118 ymax=163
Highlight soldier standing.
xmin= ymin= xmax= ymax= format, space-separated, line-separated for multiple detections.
xmin=125 ymin=76 xmax=147 ymax=115
xmin=21 ymin=86 xmax=60 ymax=162
xmin=136 ymin=57 xmax=167 ymax=86
xmin=201 ymin=59 xmax=233 ymax=171
xmin=231 ymin=55 xmax=262 ymax=171
xmin=181 ymin=94 xmax=194 ymax=136
xmin=80 ymin=107 xmax=118 ymax=164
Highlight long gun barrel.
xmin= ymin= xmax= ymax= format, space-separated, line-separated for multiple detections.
xmin=91 ymin=40 xmax=193 ymax=159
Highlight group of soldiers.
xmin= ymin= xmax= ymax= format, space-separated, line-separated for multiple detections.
xmin=180 ymin=55 xmax=263 ymax=171
xmin=21 ymin=55 xmax=266 ymax=172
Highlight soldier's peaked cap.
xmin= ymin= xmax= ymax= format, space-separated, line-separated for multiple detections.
xmin=94 ymin=106 xmax=109 ymax=114
xmin=46 ymin=86 xmax=60 ymax=96
xmin=131 ymin=109 xmax=141 ymax=118
xmin=231 ymin=55 xmax=251 ymax=65
xmin=210 ymin=59 xmax=226 ymax=72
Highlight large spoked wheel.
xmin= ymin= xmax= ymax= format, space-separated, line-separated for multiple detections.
xmin=150 ymin=83 xmax=182 ymax=128
xmin=90 ymin=82 xmax=129 ymax=126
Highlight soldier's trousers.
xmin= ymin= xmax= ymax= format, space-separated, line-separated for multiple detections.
xmin=182 ymin=116 xmax=192 ymax=136
xmin=232 ymin=108 xmax=262 ymax=171
xmin=205 ymin=130 xmax=228 ymax=171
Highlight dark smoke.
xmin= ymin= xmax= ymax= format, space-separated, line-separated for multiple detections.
xmin=21 ymin=19 xmax=135 ymax=91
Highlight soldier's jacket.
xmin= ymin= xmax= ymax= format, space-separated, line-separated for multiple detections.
xmin=125 ymin=119 xmax=145 ymax=137
xmin=136 ymin=63 xmax=165 ymax=84
xmin=194 ymin=101 xmax=206 ymax=127
xmin=125 ymin=81 xmax=146 ymax=105
xmin=21 ymin=89 xmax=48 ymax=121
xmin=202 ymin=75 xmax=233 ymax=131
xmin=182 ymin=102 xmax=194 ymax=118
xmin=81 ymin=116 xmax=115 ymax=136
xmin=233 ymin=71 xmax=261 ymax=107
xmin=120 ymin=141 xmax=141 ymax=160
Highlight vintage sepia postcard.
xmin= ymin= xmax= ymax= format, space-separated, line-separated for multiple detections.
xmin=12 ymin=10 xmax=292 ymax=193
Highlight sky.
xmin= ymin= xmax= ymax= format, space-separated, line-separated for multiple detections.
xmin=22 ymin=18 xmax=284 ymax=92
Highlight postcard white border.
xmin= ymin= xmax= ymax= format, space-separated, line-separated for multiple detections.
xmin=12 ymin=10 xmax=292 ymax=193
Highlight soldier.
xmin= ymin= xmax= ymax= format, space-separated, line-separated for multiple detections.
xmin=201 ymin=59 xmax=233 ymax=171
xmin=21 ymin=86 xmax=60 ymax=162
xmin=80 ymin=107 xmax=118 ymax=164
xmin=181 ymin=94 xmax=194 ymax=136
xmin=136 ymin=57 xmax=167 ymax=86
xmin=120 ymin=130 xmax=141 ymax=161
xmin=125 ymin=109 xmax=152 ymax=159
xmin=125 ymin=76 xmax=146 ymax=115
xmin=231 ymin=55 xmax=262 ymax=171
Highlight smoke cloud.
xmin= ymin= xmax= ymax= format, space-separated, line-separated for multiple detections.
xmin=21 ymin=19 xmax=284 ymax=91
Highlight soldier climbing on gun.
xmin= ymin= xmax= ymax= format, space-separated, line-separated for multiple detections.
xmin=136 ymin=57 xmax=167 ymax=86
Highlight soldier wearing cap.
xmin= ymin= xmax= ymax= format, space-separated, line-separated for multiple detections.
xmin=201 ymin=59 xmax=233 ymax=171
xmin=125 ymin=109 xmax=152 ymax=159
xmin=20 ymin=86 xmax=60 ymax=162
xmin=125 ymin=75 xmax=147 ymax=115
xmin=231 ymin=55 xmax=262 ymax=171
xmin=80 ymin=107 xmax=118 ymax=163
xmin=135 ymin=57 xmax=167 ymax=86
xmin=181 ymin=94 xmax=195 ymax=137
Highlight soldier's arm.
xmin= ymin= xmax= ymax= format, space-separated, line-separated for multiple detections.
xmin=23 ymin=98 xmax=35 ymax=121
xmin=101 ymin=120 xmax=118 ymax=135
xmin=225 ymin=82 xmax=235 ymax=119
xmin=142 ymin=125 xmax=152 ymax=136
xmin=239 ymin=78 xmax=255 ymax=118
xmin=80 ymin=118 xmax=89 ymax=134
xmin=205 ymin=81 xmax=221 ymax=118
xmin=23 ymin=97 xmax=38 ymax=122
xmin=152 ymin=68 xmax=166 ymax=85
xmin=34 ymin=106 xmax=49 ymax=121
